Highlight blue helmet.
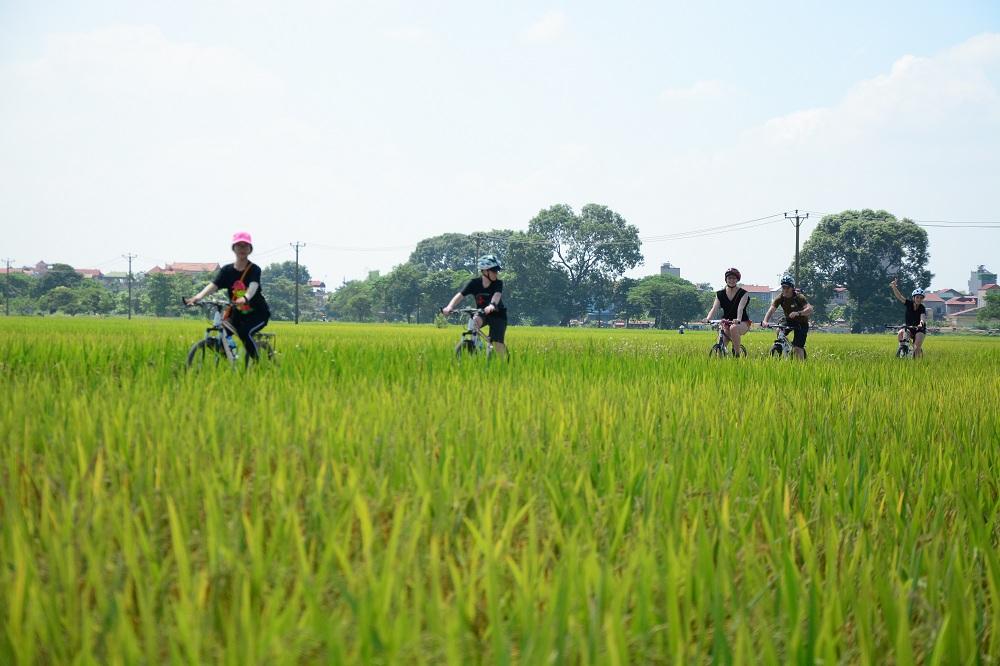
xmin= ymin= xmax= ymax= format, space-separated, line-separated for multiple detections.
xmin=477 ymin=254 xmax=501 ymax=271
xmin=780 ymin=274 xmax=795 ymax=287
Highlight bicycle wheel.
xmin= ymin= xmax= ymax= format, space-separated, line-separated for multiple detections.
xmin=769 ymin=345 xmax=783 ymax=358
xmin=709 ymin=344 xmax=725 ymax=358
xmin=737 ymin=345 xmax=747 ymax=357
xmin=187 ymin=338 xmax=227 ymax=370
xmin=255 ymin=338 xmax=277 ymax=363
xmin=896 ymin=345 xmax=909 ymax=359
xmin=455 ymin=339 xmax=477 ymax=360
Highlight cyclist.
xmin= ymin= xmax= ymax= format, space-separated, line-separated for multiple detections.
xmin=703 ymin=267 xmax=752 ymax=355
xmin=761 ymin=274 xmax=813 ymax=360
xmin=185 ymin=231 xmax=271 ymax=366
xmin=890 ymin=278 xmax=927 ymax=358
xmin=441 ymin=254 xmax=507 ymax=358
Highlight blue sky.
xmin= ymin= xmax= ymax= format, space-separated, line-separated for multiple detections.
xmin=2 ymin=1 xmax=999 ymax=291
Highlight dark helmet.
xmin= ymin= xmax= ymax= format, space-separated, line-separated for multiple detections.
xmin=724 ymin=267 xmax=741 ymax=280
xmin=477 ymin=254 xmax=502 ymax=271
xmin=780 ymin=274 xmax=795 ymax=287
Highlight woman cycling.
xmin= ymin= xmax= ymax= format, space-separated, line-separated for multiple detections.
xmin=185 ymin=231 xmax=271 ymax=366
xmin=442 ymin=255 xmax=508 ymax=358
xmin=703 ymin=267 xmax=751 ymax=356
xmin=890 ymin=278 xmax=927 ymax=358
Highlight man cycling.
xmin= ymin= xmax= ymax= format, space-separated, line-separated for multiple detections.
xmin=703 ymin=267 xmax=752 ymax=356
xmin=762 ymin=274 xmax=813 ymax=360
xmin=442 ymin=255 xmax=508 ymax=358
xmin=890 ymin=279 xmax=927 ymax=358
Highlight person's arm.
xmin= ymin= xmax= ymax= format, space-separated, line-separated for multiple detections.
xmin=735 ymin=293 xmax=749 ymax=322
xmin=186 ymin=282 xmax=219 ymax=305
xmin=237 ymin=281 xmax=259 ymax=304
xmin=441 ymin=291 xmax=464 ymax=315
xmin=762 ymin=304 xmax=777 ymax=326
xmin=889 ymin=279 xmax=906 ymax=304
xmin=703 ymin=297 xmax=719 ymax=322
xmin=484 ymin=290 xmax=502 ymax=315
xmin=800 ymin=302 xmax=814 ymax=318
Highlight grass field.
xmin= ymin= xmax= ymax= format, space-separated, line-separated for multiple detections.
xmin=2 ymin=317 xmax=1000 ymax=664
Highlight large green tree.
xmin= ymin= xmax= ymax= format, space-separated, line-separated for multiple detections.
xmin=796 ymin=210 xmax=931 ymax=332
xmin=35 ymin=264 xmax=82 ymax=296
xmin=503 ymin=231 xmax=568 ymax=325
xmin=626 ymin=275 xmax=703 ymax=329
xmin=528 ymin=204 xmax=643 ymax=325
xmin=263 ymin=261 xmax=312 ymax=285
xmin=409 ymin=230 xmax=513 ymax=273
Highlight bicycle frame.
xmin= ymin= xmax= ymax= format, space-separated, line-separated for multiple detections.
xmin=184 ymin=299 xmax=275 ymax=369
xmin=709 ymin=319 xmax=746 ymax=357
xmin=887 ymin=325 xmax=917 ymax=358
xmin=764 ymin=323 xmax=796 ymax=358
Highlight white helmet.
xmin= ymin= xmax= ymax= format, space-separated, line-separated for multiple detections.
xmin=911 ymin=288 xmax=925 ymax=297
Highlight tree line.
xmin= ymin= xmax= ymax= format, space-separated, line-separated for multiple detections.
xmin=7 ymin=207 xmax=993 ymax=329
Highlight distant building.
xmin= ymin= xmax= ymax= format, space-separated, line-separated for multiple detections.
xmin=976 ymin=283 xmax=1000 ymax=306
xmin=934 ymin=288 xmax=965 ymax=301
xmin=948 ymin=305 xmax=985 ymax=329
xmin=828 ymin=287 xmax=850 ymax=308
xmin=969 ymin=265 xmax=997 ymax=295
xmin=922 ymin=292 xmax=946 ymax=320
xmin=307 ymin=279 xmax=327 ymax=293
xmin=147 ymin=262 xmax=220 ymax=276
xmin=945 ymin=296 xmax=979 ymax=316
xmin=740 ymin=284 xmax=779 ymax=319
xmin=75 ymin=268 xmax=104 ymax=279
xmin=659 ymin=262 xmax=680 ymax=278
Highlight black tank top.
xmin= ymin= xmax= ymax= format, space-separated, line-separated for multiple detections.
xmin=716 ymin=287 xmax=750 ymax=322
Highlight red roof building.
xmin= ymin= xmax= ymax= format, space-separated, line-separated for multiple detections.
xmin=148 ymin=262 xmax=220 ymax=275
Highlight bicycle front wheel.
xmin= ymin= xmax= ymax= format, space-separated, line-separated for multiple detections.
xmin=187 ymin=338 xmax=227 ymax=370
xmin=709 ymin=344 xmax=725 ymax=358
xmin=455 ymin=340 xmax=477 ymax=360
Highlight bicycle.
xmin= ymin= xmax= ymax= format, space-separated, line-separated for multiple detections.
xmin=183 ymin=299 xmax=276 ymax=370
xmin=708 ymin=319 xmax=747 ymax=358
xmin=443 ymin=307 xmax=497 ymax=361
xmin=763 ymin=322 xmax=807 ymax=359
xmin=886 ymin=325 xmax=920 ymax=359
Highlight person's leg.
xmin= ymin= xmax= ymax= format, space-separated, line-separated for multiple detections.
xmin=729 ymin=322 xmax=748 ymax=355
xmin=234 ymin=316 xmax=267 ymax=366
xmin=487 ymin=315 xmax=508 ymax=358
xmin=913 ymin=331 xmax=925 ymax=358
xmin=792 ymin=325 xmax=807 ymax=360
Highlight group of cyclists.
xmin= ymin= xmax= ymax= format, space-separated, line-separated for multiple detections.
xmin=185 ymin=233 xmax=929 ymax=365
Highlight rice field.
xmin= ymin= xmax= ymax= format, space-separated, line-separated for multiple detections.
xmin=2 ymin=317 xmax=1000 ymax=664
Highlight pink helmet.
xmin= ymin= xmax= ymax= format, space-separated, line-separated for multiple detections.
xmin=231 ymin=231 xmax=253 ymax=250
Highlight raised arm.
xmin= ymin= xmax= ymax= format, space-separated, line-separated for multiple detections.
xmin=889 ymin=279 xmax=906 ymax=304
xmin=441 ymin=291 xmax=464 ymax=315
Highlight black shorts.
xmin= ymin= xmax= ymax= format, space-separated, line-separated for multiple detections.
xmin=907 ymin=325 xmax=926 ymax=337
xmin=790 ymin=322 xmax=808 ymax=348
xmin=480 ymin=312 xmax=507 ymax=344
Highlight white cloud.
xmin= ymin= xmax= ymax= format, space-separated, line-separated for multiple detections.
xmin=751 ymin=33 xmax=1000 ymax=147
xmin=520 ymin=11 xmax=567 ymax=44
xmin=659 ymin=79 xmax=729 ymax=103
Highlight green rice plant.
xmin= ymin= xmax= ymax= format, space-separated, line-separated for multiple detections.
xmin=1 ymin=317 xmax=999 ymax=663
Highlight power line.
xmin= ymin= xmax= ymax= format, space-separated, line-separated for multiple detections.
xmin=2 ymin=258 xmax=14 ymax=317
xmin=123 ymin=253 xmax=137 ymax=320
xmin=290 ymin=242 xmax=305 ymax=324
xmin=785 ymin=210 xmax=809 ymax=285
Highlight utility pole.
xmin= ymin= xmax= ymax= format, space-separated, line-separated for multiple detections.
xmin=123 ymin=253 xmax=137 ymax=320
xmin=2 ymin=258 xmax=14 ymax=317
xmin=785 ymin=210 xmax=809 ymax=285
xmin=472 ymin=233 xmax=482 ymax=273
xmin=290 ymin=242 xmax=305 ymax=324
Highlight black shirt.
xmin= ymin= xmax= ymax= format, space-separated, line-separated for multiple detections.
xmin=716 ymin=287 xmax=750 ymax=322
xmin=904 ymin=299 xmax=926 ymax=327
xmin=461 ymin=278 xmax=505 ymax=313
xmin=212 ymin=263 xmax=270 ymax=317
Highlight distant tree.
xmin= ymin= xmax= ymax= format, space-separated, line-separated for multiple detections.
xmin=979 ymin=290 xmax=1000 ymax=325
xmin=327 ymin=280 xmax=376 ymax=322
xmin=263 ymin=261 xmax=311 ymax=285
xmin=266 ymin=277 xmax=298 ymax=321
xmin=627 ymin=275 xmax=703 ymax=329
xmin=504 ymin=231 xmax=568 ymax=325
xmin=76 ymin=281 xmax=115 ymax=315
xmin=528 ymin=204 xmax=643 ymax=324
xmin=419 ymin=269 xmax=469 ymax=323
xmin=795 ymin=210 xmax=931 ymax=332
xmin=611 ymin=277 xmax=643 ymax=326
xmin=39 ymin=286 xmax=78 ymax=314
xmin=35 ymin=264 xmax=82 ymax=296
xmin=385 ymin=262 xmax=424 ymax=323
xmin=145 ymin=273 xmax=175 ymax=317
xmin=410 ymin=233 xmax=476 ymax=273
